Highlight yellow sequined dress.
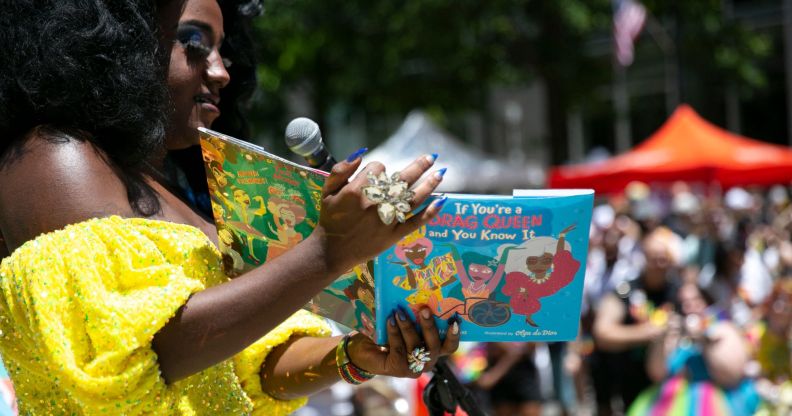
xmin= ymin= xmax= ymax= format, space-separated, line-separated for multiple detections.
xmin=0 ymin=216 xmax=329 ymax=415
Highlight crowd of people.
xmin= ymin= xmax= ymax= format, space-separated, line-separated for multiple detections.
xmin=444 ymin=182 xmax=792 ymax=416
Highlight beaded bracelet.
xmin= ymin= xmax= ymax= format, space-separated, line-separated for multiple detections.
xmin=336 ymin=333 xmax=375 ymax=385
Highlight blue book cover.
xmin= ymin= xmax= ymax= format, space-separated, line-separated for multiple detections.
xmin=374 ymin=190 xmax=594 ymax=343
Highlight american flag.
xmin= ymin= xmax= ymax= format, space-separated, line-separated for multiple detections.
xmin=613 ymin=0 xmax=647 ymax=66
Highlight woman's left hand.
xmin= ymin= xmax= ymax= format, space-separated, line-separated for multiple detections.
xmin=346 ymin=306 xmax=461 ymax=378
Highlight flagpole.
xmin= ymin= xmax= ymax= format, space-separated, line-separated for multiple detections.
xmin=644 ymin=14 xmax=679 ymax=115
xmin=611 ymin=0 xmax=646 ymax=153
xmin=612 ymin=60 xmax=632 ymax=153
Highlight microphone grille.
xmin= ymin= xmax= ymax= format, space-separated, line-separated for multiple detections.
xmin=285 ymin=117 xmax=322 ymax=157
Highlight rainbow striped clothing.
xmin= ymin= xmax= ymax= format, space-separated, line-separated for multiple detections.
xmin=628 ymin=345 xmax=759 ymax=415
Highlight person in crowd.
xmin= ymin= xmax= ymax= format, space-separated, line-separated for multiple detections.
xmin=754 ymin=279 xmax=792 ymax=414
xmin=582 ymin=206 xmax=643 ymax=319
xmin=669 ymin=191 xmax=720 ymax=284
xmin=0 ymin=1 xmax=458 ymax=414
xmin=628 ymin=283 xmax=759 ymax=415
xmin=739 ymin=234 xmax=775 ymax=308
xmin=476 ymin=342 xmax=542 ymax=416
xmin=579 ymin=205 xmax=642 ymax=416
xmin=591 ymin=227 xmax=680 ymax=415
xmin=547 ymin=341 xmax=579 ymax=416
xmin=701 ymin=240 xmax=755 ymax=328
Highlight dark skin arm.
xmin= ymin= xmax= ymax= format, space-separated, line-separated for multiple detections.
xmin=405 ymin=265 xmax=418 ymax=288
xmin=592 ymin=294 xmax=665 ymax=352
xmin=262 ymin=336 xmax=341 ymax=399
xmin=0 ymin=132 xmax=445 ymax=383
xmin=262 ymin=306 xmax=461 ymax=400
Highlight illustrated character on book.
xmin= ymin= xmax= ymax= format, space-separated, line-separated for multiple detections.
xmin=344 ymin=277 xmax=375 ymax=312
xmin=206 ymin=192 xmax=246 ymax=277
xmin=208 ymin=161 xmax=233 ymax=189
xmin=391 ymin=227 xmax=457 ymax=316
xmin=437 ymin=245 xmax=519 ymax=327
xmin=265 ymin=186 xmax=308 ymax=261
xmin=323 ymin=262 xmax=377 ymax=337
xmin=203 ymin=158 xmax=237 ymax=212
xmin=346 ymin=276 xmax=376 ymax=338
xmin=217 ymin=227 xmax=245 ymax=277
xmin=201 ymin=136 xmax=226 ymax=165
xmin=202 ymin=138 xmax=237 ymax=198
xmin=203 ymin=144 xmax=270 ymax=264
xmin=502 ymin=224 xmax=580 ymax=327
xmin=220 ymin=187 xmax=268 ymax=263
xmin=297 ymin=170 xmax=324 ymax=225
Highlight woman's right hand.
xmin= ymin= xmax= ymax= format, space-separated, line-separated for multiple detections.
xmin=313 ymin=151 xmax=446 ymax=276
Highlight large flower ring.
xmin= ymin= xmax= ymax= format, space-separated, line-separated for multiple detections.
xmin=362 ymin=171 xmax=415 ymax=225
xmin=407 ymin=347 xmax=432 ymax=373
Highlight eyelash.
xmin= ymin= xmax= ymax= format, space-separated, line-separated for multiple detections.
xmin=178 ymin=35 xmax=233 ymax=68
xmin=185 ymin=42 xmax=212 ymax=60
xmin=177 ymin=28 xmax=212 ymax=60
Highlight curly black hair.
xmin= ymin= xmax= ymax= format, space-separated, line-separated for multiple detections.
xmin=212 ymin=0 xmax=264 ymax=139
xmin=0 ymin=0 xmax=176 ymax=215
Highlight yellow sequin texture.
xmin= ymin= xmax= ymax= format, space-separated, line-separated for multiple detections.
xmin=0 ymin=216 xmax=330 ymax=415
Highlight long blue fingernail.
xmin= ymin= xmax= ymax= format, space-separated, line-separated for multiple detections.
xmin=433 ymin=196 xmax=449 ymax=209
xmin=429 ymin=153 xmax=439 ymax=163
xmin=396 ymin=307 xmax=407 ymax=321
xmin=434 ymin=167 xmax=447 ymax=180
xmin=346 ymin=147 xmax=368 ymax=162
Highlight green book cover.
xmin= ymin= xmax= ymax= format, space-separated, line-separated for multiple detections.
xmin=199 ymin=127 xmax=375 ymax=336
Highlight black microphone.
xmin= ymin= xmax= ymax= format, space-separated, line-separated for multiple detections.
xmin=284 ymin=117 xmax=337 ymax=171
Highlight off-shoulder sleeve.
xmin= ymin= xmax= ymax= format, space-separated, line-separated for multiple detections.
xmin=233 ymin=309 xmax=331 ymax=416
xmin=0 ymin=217 xmax=215 ymax=414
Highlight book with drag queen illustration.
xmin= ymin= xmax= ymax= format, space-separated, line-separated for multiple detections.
xmin=372 ymin=190 xmax=594 ymax=343
xmin=199 ymin=127 xmax=594 ymax=343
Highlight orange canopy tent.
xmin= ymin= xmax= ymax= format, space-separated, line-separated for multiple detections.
xmin=549 ymin=105 xmax=792 ymax=194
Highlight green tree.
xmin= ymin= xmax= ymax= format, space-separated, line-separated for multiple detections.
xmin=246 ymin=0 xmax=771 ymax=161
xmin=250 ymin=0 xmax=612 ymax=155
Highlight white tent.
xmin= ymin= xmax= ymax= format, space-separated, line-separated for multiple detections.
xmin=363 ymin=111 xmax=545 ymax=193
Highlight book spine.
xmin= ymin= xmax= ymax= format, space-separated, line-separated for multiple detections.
xmin=374 ymin=256 xmax=388 ymax=345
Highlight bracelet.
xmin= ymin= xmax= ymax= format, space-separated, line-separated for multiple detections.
xmin=336 ymin=333 xmax=375 ymax=385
